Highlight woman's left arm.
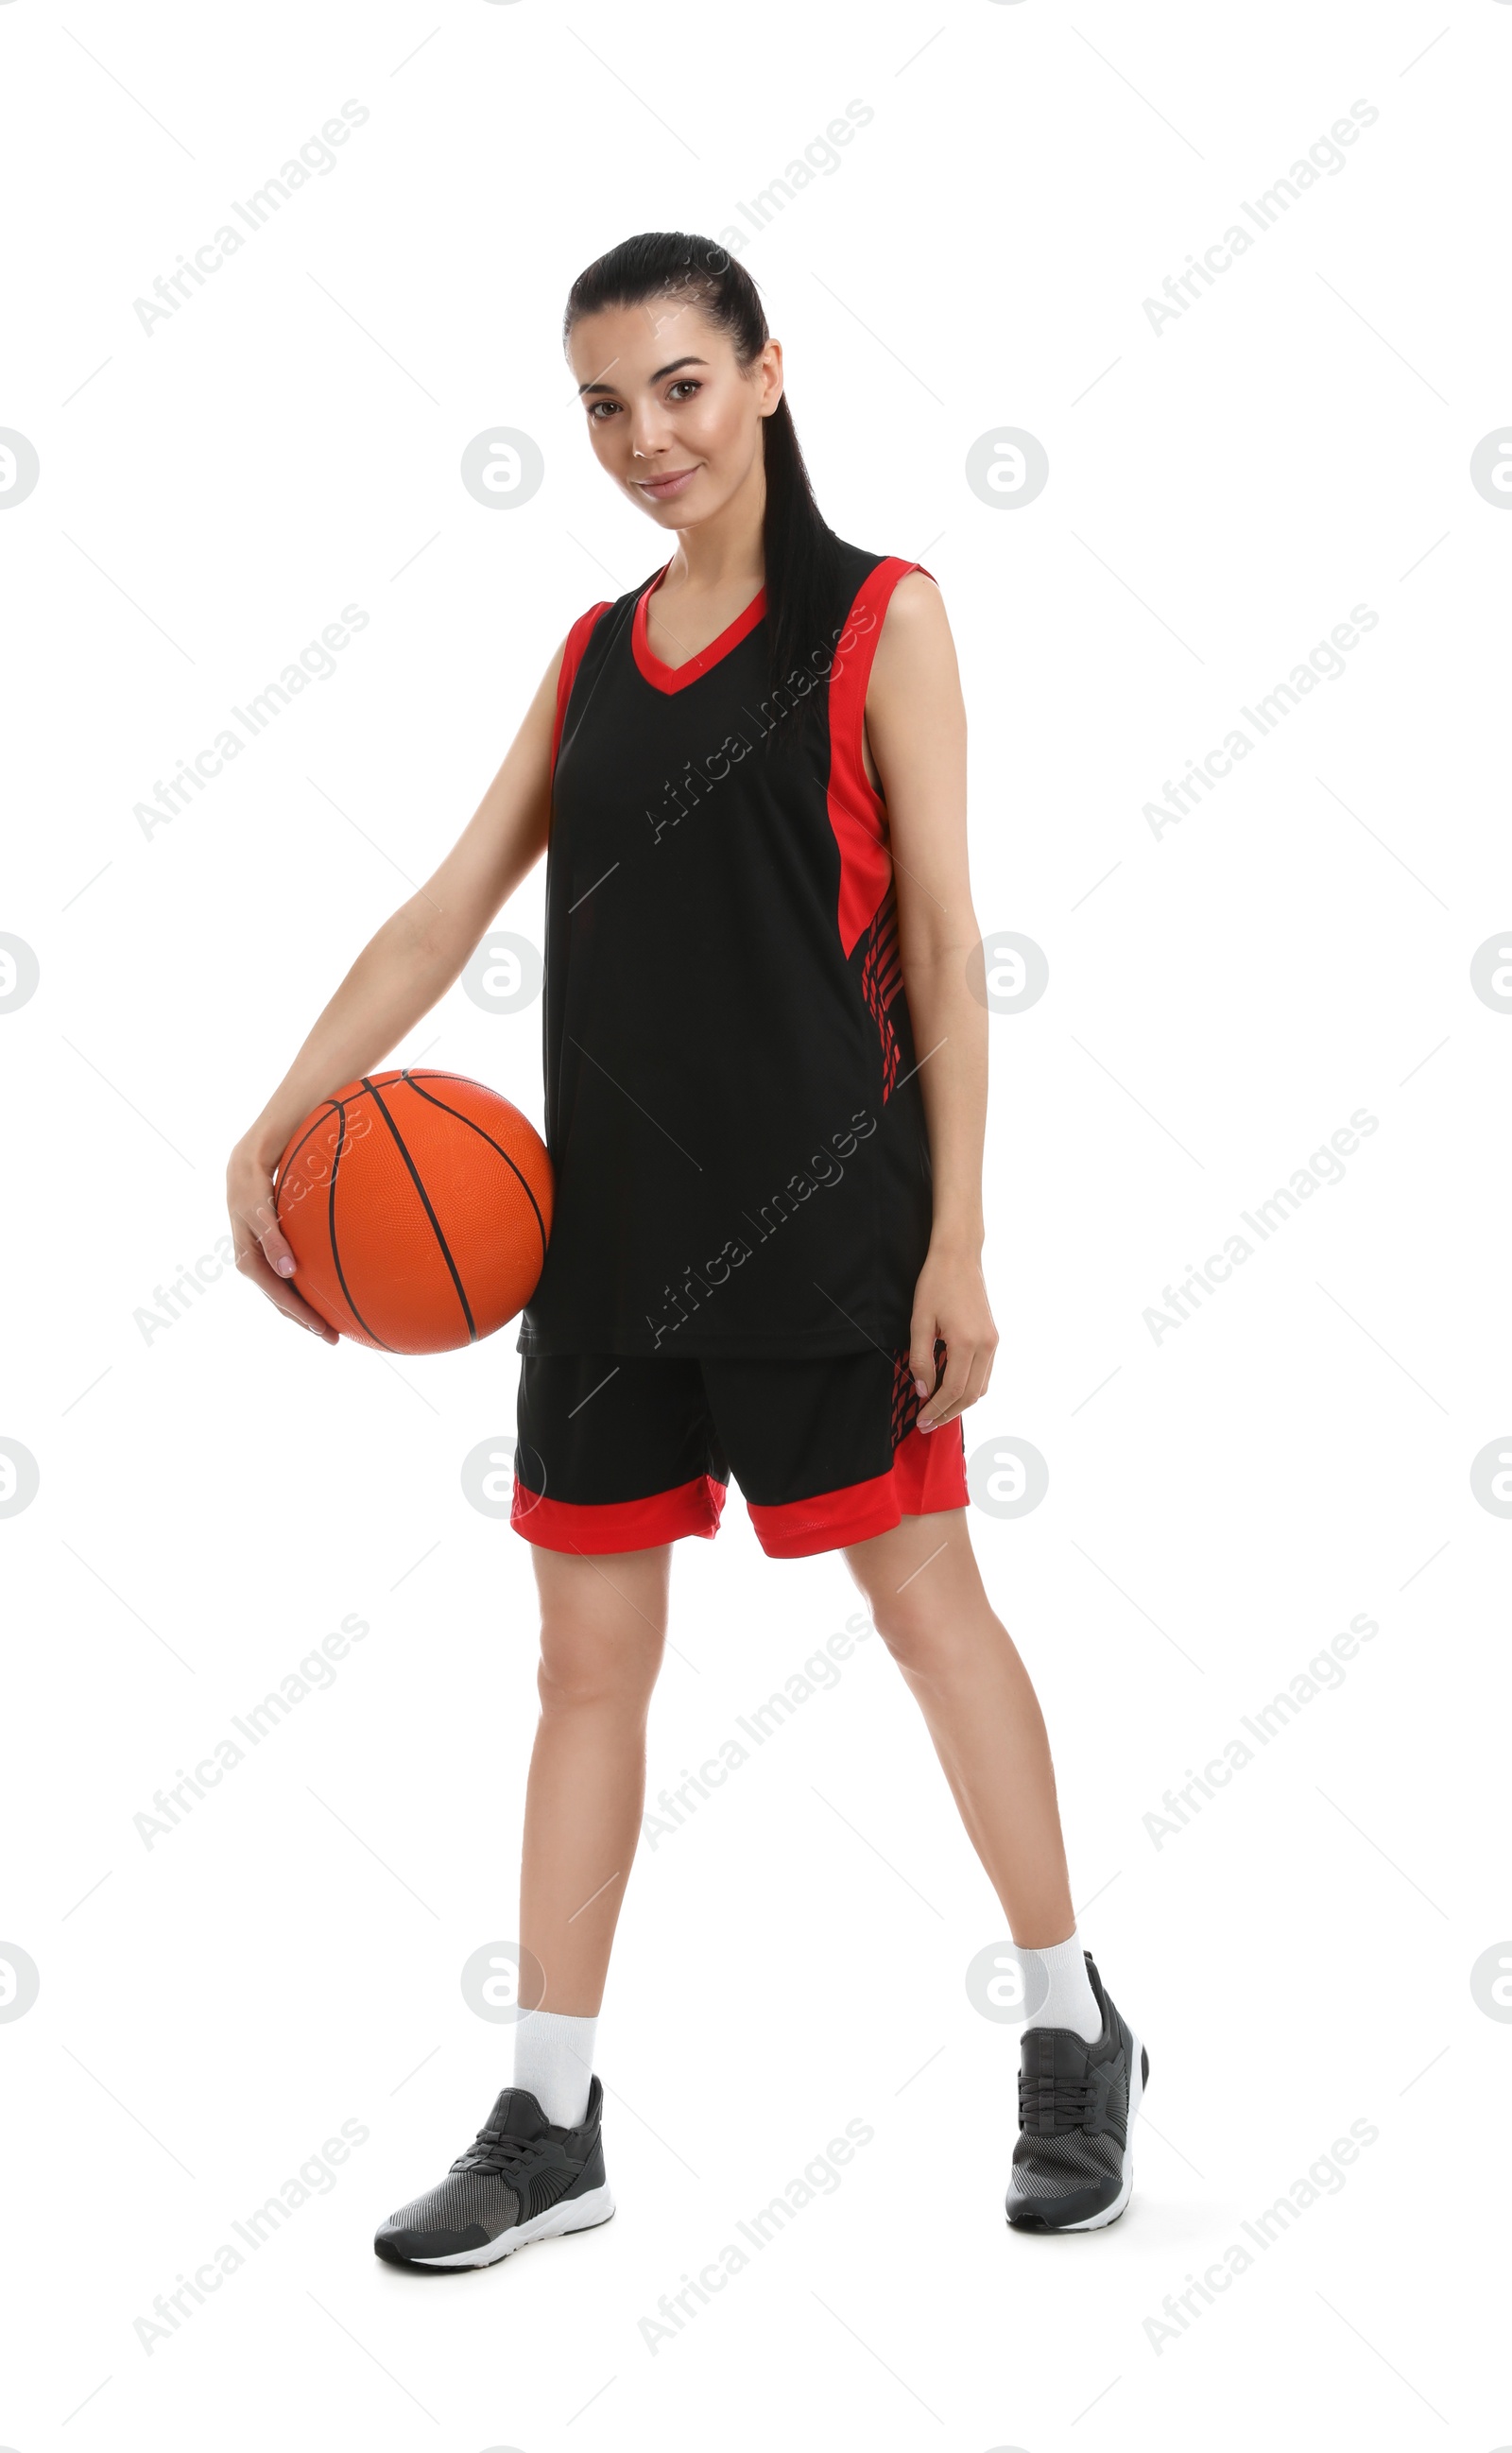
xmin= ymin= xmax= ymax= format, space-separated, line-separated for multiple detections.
xmin=865 ymin=571 xmax=997 ymax=1433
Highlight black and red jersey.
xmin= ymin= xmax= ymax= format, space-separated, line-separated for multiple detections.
xmin=516 ymin=537 xmax=936 ymax=1360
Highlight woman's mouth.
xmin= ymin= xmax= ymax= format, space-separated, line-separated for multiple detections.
xmin=635 ymin=466 xmax=700 ymax=500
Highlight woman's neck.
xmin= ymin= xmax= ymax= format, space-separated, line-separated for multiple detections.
xmin=656 ymin=457 xmax=766 ymax=594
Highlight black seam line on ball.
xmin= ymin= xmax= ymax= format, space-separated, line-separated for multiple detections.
xmin=273 ymin=1098 xmax=342 ymax=1224
xmin=328 ymin=1102 xmax=395 ymax=1351
xmin=274 ymin=1070 xmax=477 ymax=1209
xmin=397 ymin=1071 xmax=548 ymax=1260
xmin=363 ymin=1075 xmax=477 ymax=1342
xmin=273 ymin=1083 xmax=376 ymax=1213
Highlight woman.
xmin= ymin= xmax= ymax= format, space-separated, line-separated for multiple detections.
xmin=226 ymin=232 xmax=1146 ymax=2262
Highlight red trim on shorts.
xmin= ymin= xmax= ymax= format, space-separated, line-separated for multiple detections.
xmin=746 ymin=1419 xmax=968 ymax=1561
xmin=510 ymin=1471 xmax=726 ymax=1555
xmin=551 ymin=602 xmax=612 ymax=780
xmin=824 ymin=558 xmax=936 ymax=960
xmin=891 ymin=1415 xmax=969 ymax=1516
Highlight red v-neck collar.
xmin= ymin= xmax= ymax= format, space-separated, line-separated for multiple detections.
xmin=631 ymin=561 xmax=767 ymax=694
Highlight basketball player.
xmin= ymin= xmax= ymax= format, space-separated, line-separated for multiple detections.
xmin=226 ymin=233 xmax=1147 ymax=2260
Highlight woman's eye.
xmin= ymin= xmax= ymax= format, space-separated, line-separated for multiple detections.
xmin=586 ymin=382 xmax=696 ymax=421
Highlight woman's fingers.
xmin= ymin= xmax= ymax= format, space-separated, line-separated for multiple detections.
xmin=909 ymin=1328 xmax=939 ymax=1402
xmin=917 ymin=1341 xmax=972 ymax=1431
xmin=958 ymin=1332 xmax=997 ymax=1414
xmin=234 ymin=1174 xmax=296 ymax=1279
xmin=915 ymin=1327 xmax=999 ymax=1429
xmin=235 ymin=1236 xmax=339 ymax=1339
xmin=227 ymin=1152 xmax=338 ymax=1340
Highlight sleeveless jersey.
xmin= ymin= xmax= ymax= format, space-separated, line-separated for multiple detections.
xmin=516 ymin=537 xmax=936 ymax=1359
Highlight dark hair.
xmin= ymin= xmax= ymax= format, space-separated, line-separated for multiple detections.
xmin=563 ymin=232 xmax=841 ymax=758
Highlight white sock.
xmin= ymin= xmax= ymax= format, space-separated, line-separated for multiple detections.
xmin=1018 ymin=1930 xmax=1103 ymax=2043
xmin=511 ymin=2009 xmax=597 ymax=2128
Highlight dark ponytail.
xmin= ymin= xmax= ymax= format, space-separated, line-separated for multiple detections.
xmin=562 ymin=232 xmax=841 ymax=759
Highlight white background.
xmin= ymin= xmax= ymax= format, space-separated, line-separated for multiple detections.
xmin=2 ymin=0 xmax=1508 ymax=2444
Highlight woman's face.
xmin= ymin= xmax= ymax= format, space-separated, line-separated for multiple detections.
xmin=568 ymin=294 xmax=782 ymax=531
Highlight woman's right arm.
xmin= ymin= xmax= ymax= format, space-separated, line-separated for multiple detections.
xmin=226 ymin=632 xmax=568 ymax=1339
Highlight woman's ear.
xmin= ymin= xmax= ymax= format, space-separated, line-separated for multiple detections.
xmin=758 ymin=337 xmax=784 ymax=415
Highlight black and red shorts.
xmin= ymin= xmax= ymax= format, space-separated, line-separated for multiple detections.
xmin=509 ymin=1345 xmax=968 ymax=1561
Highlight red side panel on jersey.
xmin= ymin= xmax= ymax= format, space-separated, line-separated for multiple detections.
xmin=824 ymin=557 xmax=936 ymax=960
xmin=551 ymin=602 xmax=613 ymax=779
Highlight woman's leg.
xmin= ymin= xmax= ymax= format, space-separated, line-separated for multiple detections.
xmin=519 ymin=1542 xmax=671 ymax=2014
xmin=370 ymin=1544 xmax=662 ymax=2265
xmin=842 ymin=1509 xmax=1074 ymax=1945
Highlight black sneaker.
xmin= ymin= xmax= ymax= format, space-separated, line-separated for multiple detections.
xmin=374 ymin=2078 xmax=614 ymax=2270
xmin=1005 ymin=1953 xmax=1147 ymax=2233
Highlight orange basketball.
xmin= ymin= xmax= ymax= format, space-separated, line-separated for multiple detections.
xmin=273 ymin=1070 xmax=553 ymax=1353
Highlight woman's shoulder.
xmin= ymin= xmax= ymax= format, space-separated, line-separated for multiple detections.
xmin=827 ymin=542 xmax=943 ymax=651
xmin=830 ymin=535 xmax=939 ymax=598
xmin=556 ymin=572 xmax=648 ymax=664
xmin=568 ymin=575 xmax=638 ymax=631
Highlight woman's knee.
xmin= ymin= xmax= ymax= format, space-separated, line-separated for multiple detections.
xmin=844 ymin=1513 xmax=982 ymax=1658
xmin=531 ymin=1547 xmax=668 ymax=1712
xmin=536 ymin=1610 xmax=663 ymax=1716
xmin=857 ymin=1556 xmax=991 ymax=1678
xmin=857 ymin=1582 xmax=956 ymax=1676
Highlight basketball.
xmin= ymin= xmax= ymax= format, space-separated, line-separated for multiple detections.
xmin=273 ymin=1070 xmax=553 ymax=1353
